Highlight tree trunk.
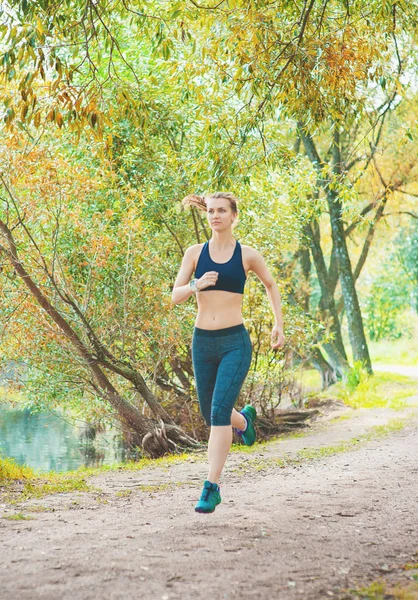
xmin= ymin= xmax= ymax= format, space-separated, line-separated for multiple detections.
xmin=298 ymin=124 xmax=373 ymax=374
xmin=0 ymin=218 xmax=198 ymax=457
xmin=305 ymin=221 xmax=348 ymax=363
xmin=310 ymin=347 xmax=338 ymax=389
xmin=328 ymin=131 xmax=372 ymax=373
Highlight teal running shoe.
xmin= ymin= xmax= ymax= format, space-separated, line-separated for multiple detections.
xmin=236 ymin=404 xmax=257 ymax=446
xmin=194 ymin=480 xmax=222 ymax=514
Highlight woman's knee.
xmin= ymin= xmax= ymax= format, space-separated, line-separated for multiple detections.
xmin=210 ymin=406 xmax=232 ymax=427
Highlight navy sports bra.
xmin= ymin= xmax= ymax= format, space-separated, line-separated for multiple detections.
xmin=194 ymin=240 xmax=247 ymax=294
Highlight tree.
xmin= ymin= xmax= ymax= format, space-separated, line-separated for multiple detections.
xmin=0 ymin=144 xmax=200 ymax=457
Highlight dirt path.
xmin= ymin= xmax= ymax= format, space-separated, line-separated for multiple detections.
xmin=373 ymin=364 xmax=418 ymax=379
xmin=1 ymin=405 xmax=418 ymax=600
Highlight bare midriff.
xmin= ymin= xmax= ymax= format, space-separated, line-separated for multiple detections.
xmin=195 ymin=291 xmax=244 ymax=330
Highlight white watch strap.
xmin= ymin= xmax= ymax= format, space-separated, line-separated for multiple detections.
xmin=190 ymin=279 xmax=198 ymax=293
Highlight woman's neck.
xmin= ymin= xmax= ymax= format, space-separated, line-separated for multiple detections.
xmin=210 ymin=231 xmax=235 ymax=249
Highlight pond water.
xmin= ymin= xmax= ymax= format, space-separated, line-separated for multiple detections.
xmin=0 ymin=403 xmax=133 ymax=473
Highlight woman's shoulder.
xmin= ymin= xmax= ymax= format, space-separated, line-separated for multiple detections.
xmin=185 ymin=242 xmax=206 ymax=255
xmin=240 ymin=243 xmax=261 ymax=258
xmin=184 ymin=243 xmax=206 ymax=265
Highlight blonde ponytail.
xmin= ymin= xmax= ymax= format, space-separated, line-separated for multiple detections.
xmin=181 ymin=194 xmax=207 ymax=212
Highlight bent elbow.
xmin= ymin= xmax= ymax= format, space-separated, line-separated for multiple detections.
xmin=171 ymin=288 xmax=181 ymax=305
xmin=264 ymin=277 xmax=276 ymax=290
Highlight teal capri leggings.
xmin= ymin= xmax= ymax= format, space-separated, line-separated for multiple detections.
xmin=191 ymin=324 xmax=252 ymax=426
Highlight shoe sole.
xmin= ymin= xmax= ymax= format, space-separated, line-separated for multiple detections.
xmin=195 ymin=499 xmax=222 ymax=513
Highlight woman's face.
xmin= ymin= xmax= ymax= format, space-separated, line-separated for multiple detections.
xmin=206 ymin=198 xmax=235 ymax=231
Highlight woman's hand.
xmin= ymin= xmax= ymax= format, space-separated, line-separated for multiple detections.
xmin=271 ymin=324 xmax=285 ymax=349
xmin=197 ymin=271 xmax=218 ymax=291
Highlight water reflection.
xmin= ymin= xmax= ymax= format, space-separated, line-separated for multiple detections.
xmin=0 ymin=403 xmax=135 ymax=473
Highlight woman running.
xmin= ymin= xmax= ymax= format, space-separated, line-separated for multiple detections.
xmin=172 ymin=192 xmax=285 ymax=513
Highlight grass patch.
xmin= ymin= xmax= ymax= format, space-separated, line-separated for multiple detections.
xmin=340 ymin=372 xmax=418 ymax=409
xmin=349 ymin=580 xmax=418 ymax=599
xmin=3 ymin=512 xmax=34 ymax=520
xmin=230 ymin=439 xmax=266 ymax=454
xmin=0 ymin=451 xmax=201 ymax=502
xmin=19 ymin=474 xmax=92 ymax=499
xmin=115 ymin=489 xmax=133 ymax=498
xmin=330 ymin=414 xmax=354 ymax=424
xmin=138 ymin=483 xmax=171 ymax=493
xmin=233 ymin=418 xmax=410 ymax=475
xmin=348 ymin=555 xmax=418 ymax=598
xmin=0 ymin=456 xmax=37 ymax=483
xmin=293 ymin=418 xmax=408 ymax=462
xmin=368 ymin=332 xmax=418 ymax=367
xmin=314 ymin=372 xmax=418 ymax=410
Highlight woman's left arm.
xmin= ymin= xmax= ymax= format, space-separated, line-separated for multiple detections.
xmin=247 ymin=247 xmax=285 ymax=350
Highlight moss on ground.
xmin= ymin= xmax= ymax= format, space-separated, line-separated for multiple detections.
xmin=232 ymin=418 xmax=412 ymax=475
xmin=0 ymin=452 xmax=199 ymax=501
xmin=348 ymin=572 xmax=418 ymax=600
xmin=3 ymin=512 xmax=34 ymax=520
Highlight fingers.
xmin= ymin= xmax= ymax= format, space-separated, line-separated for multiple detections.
xmin=197 ymin=271 xmax=219 ymax=290
xmin=271 ymin=331 xmax=285 ymax=349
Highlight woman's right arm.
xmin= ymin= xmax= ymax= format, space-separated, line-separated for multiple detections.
xmin=171 ymin=246 xmax=199 ymax=305
xmin=171 ymin=246 xmax=218 ymax=304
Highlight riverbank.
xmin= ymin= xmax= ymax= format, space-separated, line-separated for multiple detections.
xmin=1 ymin=399 xmax=418 ymax=600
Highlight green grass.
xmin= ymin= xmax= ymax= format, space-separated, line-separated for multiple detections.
xmin=297 ymin=368 xmax=322 ymax=392
xmin=368 ymin=334 xmax=418 ymax=366
xmin=301 ymin=369 xmax=417 ymax=408
xmin=348 ymin=577 xmax=418 ymax=599
xmin=331 ymin=372 xmax=418 ymax=409
xmin=233 ymin=417 xmax=412 ymax=475
xmin=298 ymin=332 xmax=418 ymax=396
xmin=115 ymin=489 xmax=133 ymax=497
xmin=0 ymin=451 xmax=201 ymax=500
xmin=296 ymin=419 xmax=407 ymax=460
xmin=3 ymin=512 xmax=34 ymax=520
xmin=349 ymin=581 xmax=418 ymax=599
xmin=0 ymin=456 xmax=37 ymax=482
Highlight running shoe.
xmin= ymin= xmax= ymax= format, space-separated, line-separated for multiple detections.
xmin=194 ymin=480 xmax=222 ymax=513
xmin=235 ymin=404 xmax=257 ymax=446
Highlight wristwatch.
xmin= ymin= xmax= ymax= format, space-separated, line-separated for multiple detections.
xmin=190 ymin=278 xmax=198 ymax=293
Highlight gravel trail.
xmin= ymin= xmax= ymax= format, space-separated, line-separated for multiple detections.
xmin=1 ymin=406 xmax=417 ymax=600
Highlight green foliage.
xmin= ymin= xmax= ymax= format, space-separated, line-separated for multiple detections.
xmin=2 ymin=0 xmax=417 ymax=137
xmin=368 ymin=331 xmax=418 ymax=366
xmin=395 ymin=223 xmax=418 ymax=312
xmin=333 ymin=372 xmax=418 ymax=410
xmin=344 ymin=360 xmax=369 ymax=392
xmin=1 ymin=0 xmax=418 ymax=440
xmin=363 ymin=247 xmax=413 ymax=342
